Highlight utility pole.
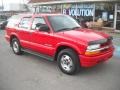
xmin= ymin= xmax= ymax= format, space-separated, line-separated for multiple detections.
xmin=1 ymin=0 xmax=4 ymax=15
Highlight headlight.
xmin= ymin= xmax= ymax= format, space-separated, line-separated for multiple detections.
xmin=85 ymin=44 xmax=101 ymax=56
xmin=87 ymin=44 xmax=100 ymax=50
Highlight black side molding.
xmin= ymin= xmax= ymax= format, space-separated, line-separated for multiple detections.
xmin=22 ymin=48 xmax=54 ymax=61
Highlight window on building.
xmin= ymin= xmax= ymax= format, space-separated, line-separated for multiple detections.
xmin=116 ymin=3 xmax=120 ymax=30
xmin=95 ymin=3 xmax=115 ymax=27
xmin=51 ymin=4 xmax=61 ymax=13
xmin=34 ymin=4 xmax=62 ymax=13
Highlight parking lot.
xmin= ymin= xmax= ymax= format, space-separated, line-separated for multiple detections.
xmin=0 ymin=30 xmax=120 ymax=90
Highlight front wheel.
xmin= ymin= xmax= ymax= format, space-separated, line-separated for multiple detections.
xmin=57 ymin=49 xmax=80 ymax=75
xmin=11 ymin=38 xmax=23 ymax=55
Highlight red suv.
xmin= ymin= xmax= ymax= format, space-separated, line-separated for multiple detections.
xmin=5 ymin=14 xmax=114 ymax=75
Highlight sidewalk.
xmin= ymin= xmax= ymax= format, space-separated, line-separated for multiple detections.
xmin=94 ymin=29 xmax=120 ymax=57
xmin=114 ymin=46 xmax=120 ymax=58
xmin=109 ymin=33 xmax=120 ymax=58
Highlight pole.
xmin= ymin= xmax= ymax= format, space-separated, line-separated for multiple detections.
xmin=93 ymin=3 xmax=95 ymax=22
xmin=1 ymin=0 xmax=3 ymax=13
xmin=114 ymin=3 xmax=117 ymax=30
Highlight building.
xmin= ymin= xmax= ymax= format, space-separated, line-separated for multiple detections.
xmin=28 ymin=0 xmax=120 ymax=31
xmin=0 ymin=3 xmax=29 ymax=17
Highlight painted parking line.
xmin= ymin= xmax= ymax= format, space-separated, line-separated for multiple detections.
xmin=114 ymin=46 xmax=120 ymax=58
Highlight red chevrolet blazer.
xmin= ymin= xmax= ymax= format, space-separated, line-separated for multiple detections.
xmin=5 ymin=14 xmax=114 ymax=75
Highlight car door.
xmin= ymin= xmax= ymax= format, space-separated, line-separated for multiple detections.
xmin=18 ymin=17 xmax=33 ymax=49
xmin=29 ymin=17 xmax=55 ymax=56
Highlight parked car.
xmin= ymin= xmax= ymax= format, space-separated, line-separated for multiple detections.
xmin=0 ymin=20 xmax=8 ymax=29
xmin=5 ymin=14 xmax=114 ymax=75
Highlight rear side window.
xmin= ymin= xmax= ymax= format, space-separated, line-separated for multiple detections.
xmin=7 ymin=15 xmax=21 ymax=28
xmin=31 ymin=17 xmax=46 ymax=30
xmin=19 ymin=17 xmax=31 ymax=29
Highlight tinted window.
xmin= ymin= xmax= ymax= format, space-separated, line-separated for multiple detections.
xmin=19 ymin=17 xmax=31 ymax=29
xmin=7 ymin=15 xmax=21 ymax=28
xmin=48 ymin=15 xmax=80 ymax=32
xmin=31 ymin=17 xmax=46 ymax=30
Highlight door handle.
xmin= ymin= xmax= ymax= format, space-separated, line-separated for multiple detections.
xmin=29 ymin=31 xmax=34 ymax=34
xmin=29 ymin=31 xmax=32 ymax=34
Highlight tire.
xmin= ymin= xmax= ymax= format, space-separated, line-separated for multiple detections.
xmin=11 ymin=38 xmax=23 ymax=55
xmin=57 ymin=48 xmax=80 ymax=75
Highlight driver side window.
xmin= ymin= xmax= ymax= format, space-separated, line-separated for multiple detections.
xmin=31 ymin=17 xmax=46 ymax=30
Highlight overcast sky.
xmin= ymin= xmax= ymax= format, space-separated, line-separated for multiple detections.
xmin=0 ymin=0 xmax=29 ymax=11
xmin=0 ymin=0 xmax=28 ymax=5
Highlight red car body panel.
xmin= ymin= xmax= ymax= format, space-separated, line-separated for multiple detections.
xmin=80 ymin=47 xmax=114 ymax=67
xmin=5 ymin=14 xmax=114 ymax=67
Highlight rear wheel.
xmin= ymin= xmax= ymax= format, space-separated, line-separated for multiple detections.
xmin=11 ymin=38 xmax=23 ymax=55
xmin=57 ymin=48 xmax=80 ymax=75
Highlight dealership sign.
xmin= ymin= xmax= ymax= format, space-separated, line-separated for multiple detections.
xmin=34 ymin=6 xmax=52 ymax=13
xmin=63 ymin=4 xmax=94 ymax=17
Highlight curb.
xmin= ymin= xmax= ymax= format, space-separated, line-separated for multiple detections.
xmin=114 ymin=46 xmax=120 ymax=57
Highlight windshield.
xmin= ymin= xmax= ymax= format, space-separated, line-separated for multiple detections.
xmin=48 ymin=15 xmax=81 ymax=32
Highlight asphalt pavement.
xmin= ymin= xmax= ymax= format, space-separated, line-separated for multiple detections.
xmin=0 ymin=30 xmax=120 ymax=90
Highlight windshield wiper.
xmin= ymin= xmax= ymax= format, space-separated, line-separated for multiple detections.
xmin=71 ymin=26 xmax=80 ymax=30
xmin=56 ymin=27 xmax=80 ymax=32
xmin=57 ymin=28 xmax=71 ymax=32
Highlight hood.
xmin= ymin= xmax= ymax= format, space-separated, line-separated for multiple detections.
xmin=57 ymin=29 xmax=110 ymax=45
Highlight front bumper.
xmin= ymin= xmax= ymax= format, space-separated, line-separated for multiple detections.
xmin=79 ymin=48 xmax=114 ymax=67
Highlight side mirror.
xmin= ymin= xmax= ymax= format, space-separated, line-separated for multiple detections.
xmin=36 ymin=23 xmax=50 ymax=32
